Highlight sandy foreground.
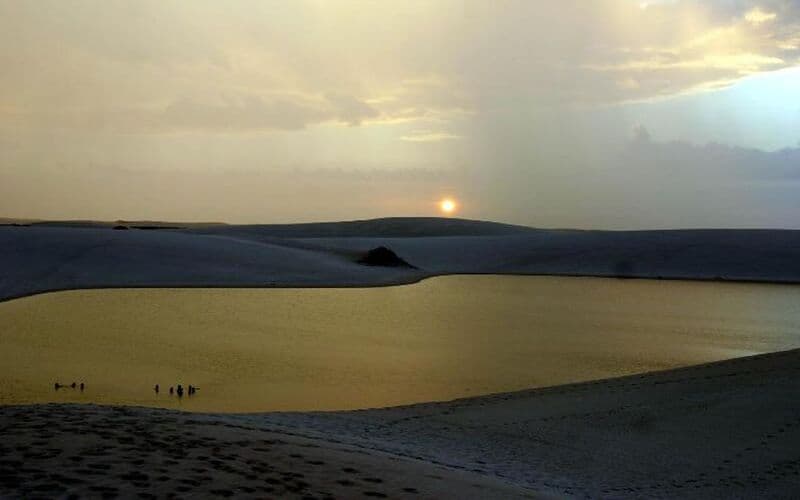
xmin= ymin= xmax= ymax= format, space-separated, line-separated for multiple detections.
xmin=2 ymin=349 xmax=799 ymax=499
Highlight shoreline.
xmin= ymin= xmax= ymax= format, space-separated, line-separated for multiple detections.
xmin=6 ymin=222 xmax=800 ymax=304
xmin=3 ymin=270 xmax=800 ymax=306
xmin=3 ymin=348 xmax=800 ymax=497
xmin=3 ymin=346 xmax=794 ymax=416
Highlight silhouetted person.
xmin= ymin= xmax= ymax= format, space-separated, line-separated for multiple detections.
xmin=188 ymin=385 xmax=194 ymax=396
xmin=154 ymin=384 xmax=159 ymax=394
xmin=70 ymin=382 xmax=76 ymax=389
xmin=177 ymin=385 xmax=184 ymax=397
xmin=169 ymin=386 xmax=174 ymax=395
xmin=80 ymin=382 xmax=85 ymax=391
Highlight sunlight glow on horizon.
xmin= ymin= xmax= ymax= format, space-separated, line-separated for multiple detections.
xmin=439 ymin=198 xmax=457 ymax=216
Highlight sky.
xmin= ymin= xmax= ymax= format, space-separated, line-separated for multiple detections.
xmin=1 ymin=0 xmax=799 ymax=228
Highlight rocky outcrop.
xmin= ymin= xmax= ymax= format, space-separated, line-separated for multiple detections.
xmin=357 ymin=246 xmax=416 ymax=268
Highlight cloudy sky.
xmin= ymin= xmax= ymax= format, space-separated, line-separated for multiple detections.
xmin=1 ymin=0 xmax=799 ymax=228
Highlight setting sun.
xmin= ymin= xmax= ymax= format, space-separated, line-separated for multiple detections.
xmin=440 ymin=198 xmax=457 ymax=215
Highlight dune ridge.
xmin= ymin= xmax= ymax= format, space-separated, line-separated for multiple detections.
xmin=3 ymin=218 xmax=800 ymax=303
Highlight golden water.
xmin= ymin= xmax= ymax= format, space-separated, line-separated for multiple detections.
xmin=1 ymin=276 xmax=799 ymax=412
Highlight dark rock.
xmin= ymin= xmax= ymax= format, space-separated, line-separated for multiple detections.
xmin=112 ymin=225 xmax=129 ymax=230
xmin=357 ymin=247 xmax=415 ymax=268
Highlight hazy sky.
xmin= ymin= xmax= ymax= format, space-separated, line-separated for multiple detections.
xmin=1 ymin=0 xmax=799 ymax=228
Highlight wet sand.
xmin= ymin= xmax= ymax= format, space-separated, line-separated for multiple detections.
xmin=2 ymin=349 xmax=799 ymax=498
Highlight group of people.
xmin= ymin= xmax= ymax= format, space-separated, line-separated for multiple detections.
xmin=52 ymin=381 xmax=199 ymax=398
xmin=53 ymin=381 xmax=84 ymax=391
xmin=153 ymin=383 xmax=198 ymax=398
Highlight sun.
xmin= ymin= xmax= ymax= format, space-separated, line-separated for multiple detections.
xmin=439 ymin=198 xmax=457 ymax=215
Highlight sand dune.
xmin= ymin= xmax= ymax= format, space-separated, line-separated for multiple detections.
xmin=0 ymin=405 xmax=534 ymax=499
xmin=3 ymin=217 xmax=800 ymax=498
xmin=256 ymin=348 xmax=800 ymax=498
xmin=0 ymin=225 xmax=424 ymax=302
xmin=183 ymin=217 xmax=534 ymax=238
xmin=3 ymin=218 xmax=800 ymax=302
xmin=2 ymin=349 xmax=798 ymax=498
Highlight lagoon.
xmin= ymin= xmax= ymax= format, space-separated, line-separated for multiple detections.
xmin=1 ymin=276 xmax=799 ymax=412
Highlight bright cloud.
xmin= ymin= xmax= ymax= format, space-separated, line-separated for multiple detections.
xmin=2 ymin=0 xmax=799 ymax=133
xmin=745 ymin=7 xmax=778 ymax=25
xmin=400 ymin=130 xmax=461 ymax=143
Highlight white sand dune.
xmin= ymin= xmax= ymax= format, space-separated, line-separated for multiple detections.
xmin=0 ymin=224 xmax=424 ymax=302
xmin=3 ymin=217 xmax=800 ymax=302
xmin=1 ymin=349 xmax=798 ymax=498
xmin=3 ymin=217 xmax=800 ymax=498
xmin=253 ymin=348 xmax=800 ymax=498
